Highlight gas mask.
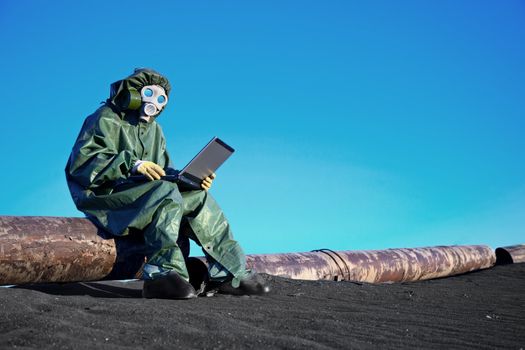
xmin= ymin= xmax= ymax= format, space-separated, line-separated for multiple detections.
xmin=115 ymin=84 xmax=168 ymax=118
xmin=140 ymin=85 xmax=168 ymax=117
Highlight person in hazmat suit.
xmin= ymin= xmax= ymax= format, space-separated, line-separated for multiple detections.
xmin=65 ymin=68 xmax=269 ymax=299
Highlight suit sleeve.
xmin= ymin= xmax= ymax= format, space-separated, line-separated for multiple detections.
xmin=67 ymin=111 xmax=138 ymax=189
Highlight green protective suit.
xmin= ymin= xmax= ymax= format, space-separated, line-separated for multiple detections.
xmin=65 ymin=69 xmax=247 ymax=284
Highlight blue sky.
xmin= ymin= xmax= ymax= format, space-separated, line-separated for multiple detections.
xmin=0 ymin=1 xmax=523 ymax=254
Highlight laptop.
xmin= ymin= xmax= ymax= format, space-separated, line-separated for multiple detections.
xmin=130 ymin=137 xmax=235 ymax=190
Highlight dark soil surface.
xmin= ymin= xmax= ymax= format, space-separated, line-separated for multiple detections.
xmin=1 ymin=264 xmax=524 ymax=349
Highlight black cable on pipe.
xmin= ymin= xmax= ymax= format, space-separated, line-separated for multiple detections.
xmin=312 ymin=249 xmax=351 ymax=281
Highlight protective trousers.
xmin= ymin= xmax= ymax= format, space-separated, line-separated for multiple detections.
xmin=140 ymin=181 xmax=247 ymax=282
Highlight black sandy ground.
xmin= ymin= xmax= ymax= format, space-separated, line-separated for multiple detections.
xmin=0 ymin=264 xmax=524 ymax=349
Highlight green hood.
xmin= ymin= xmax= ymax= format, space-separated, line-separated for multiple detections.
xmin=108 ymin=68 xmax=172 ymax=116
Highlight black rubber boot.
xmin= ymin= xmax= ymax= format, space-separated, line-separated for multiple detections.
xmin=186 ymin=257 xmax=210 ymax=295
xmin=142 ymin=271 xmax=197 ymax=300
xmin=210 ymin=272 xmax=270 ymax=296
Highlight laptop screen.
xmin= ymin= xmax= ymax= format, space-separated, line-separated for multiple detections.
xmin=180 ymin=137 xmax=234 ymax=181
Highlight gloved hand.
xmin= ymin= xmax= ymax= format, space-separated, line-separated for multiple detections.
xmin=135 ymin=161 xmax=166 ymax=181
xmin=201 ymin=172 xmax=216 ymax=191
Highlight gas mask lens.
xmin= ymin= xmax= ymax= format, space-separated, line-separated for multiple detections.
xmin=144 ymin=88 xmax=154 ymax=97
xmin=140 ymin=85 xmax=168 ymax=116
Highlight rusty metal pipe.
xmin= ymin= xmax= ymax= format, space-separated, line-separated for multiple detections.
xmin=495 ymin=245 xmax=525 ymax=264
xmin=245 ymin=245 xmax=496 ymax=283
xmin=0 ymin=216 xmax=117 ymax=284
xmin=0 ymin=216 xmax=499 ymax=285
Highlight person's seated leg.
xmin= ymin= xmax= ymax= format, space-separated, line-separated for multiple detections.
xmin=181 ymin=190 xmax=270 ymax=295
xmin=141 ymin=183 xmax=197 ymax=299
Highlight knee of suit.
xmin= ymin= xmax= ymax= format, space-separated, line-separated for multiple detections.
xmin=155 ymin=180 xmax=184 ymax=205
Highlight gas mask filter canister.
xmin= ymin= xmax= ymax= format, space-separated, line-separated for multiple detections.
xmin=140 ymin=85 xmax=168 ymax=116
